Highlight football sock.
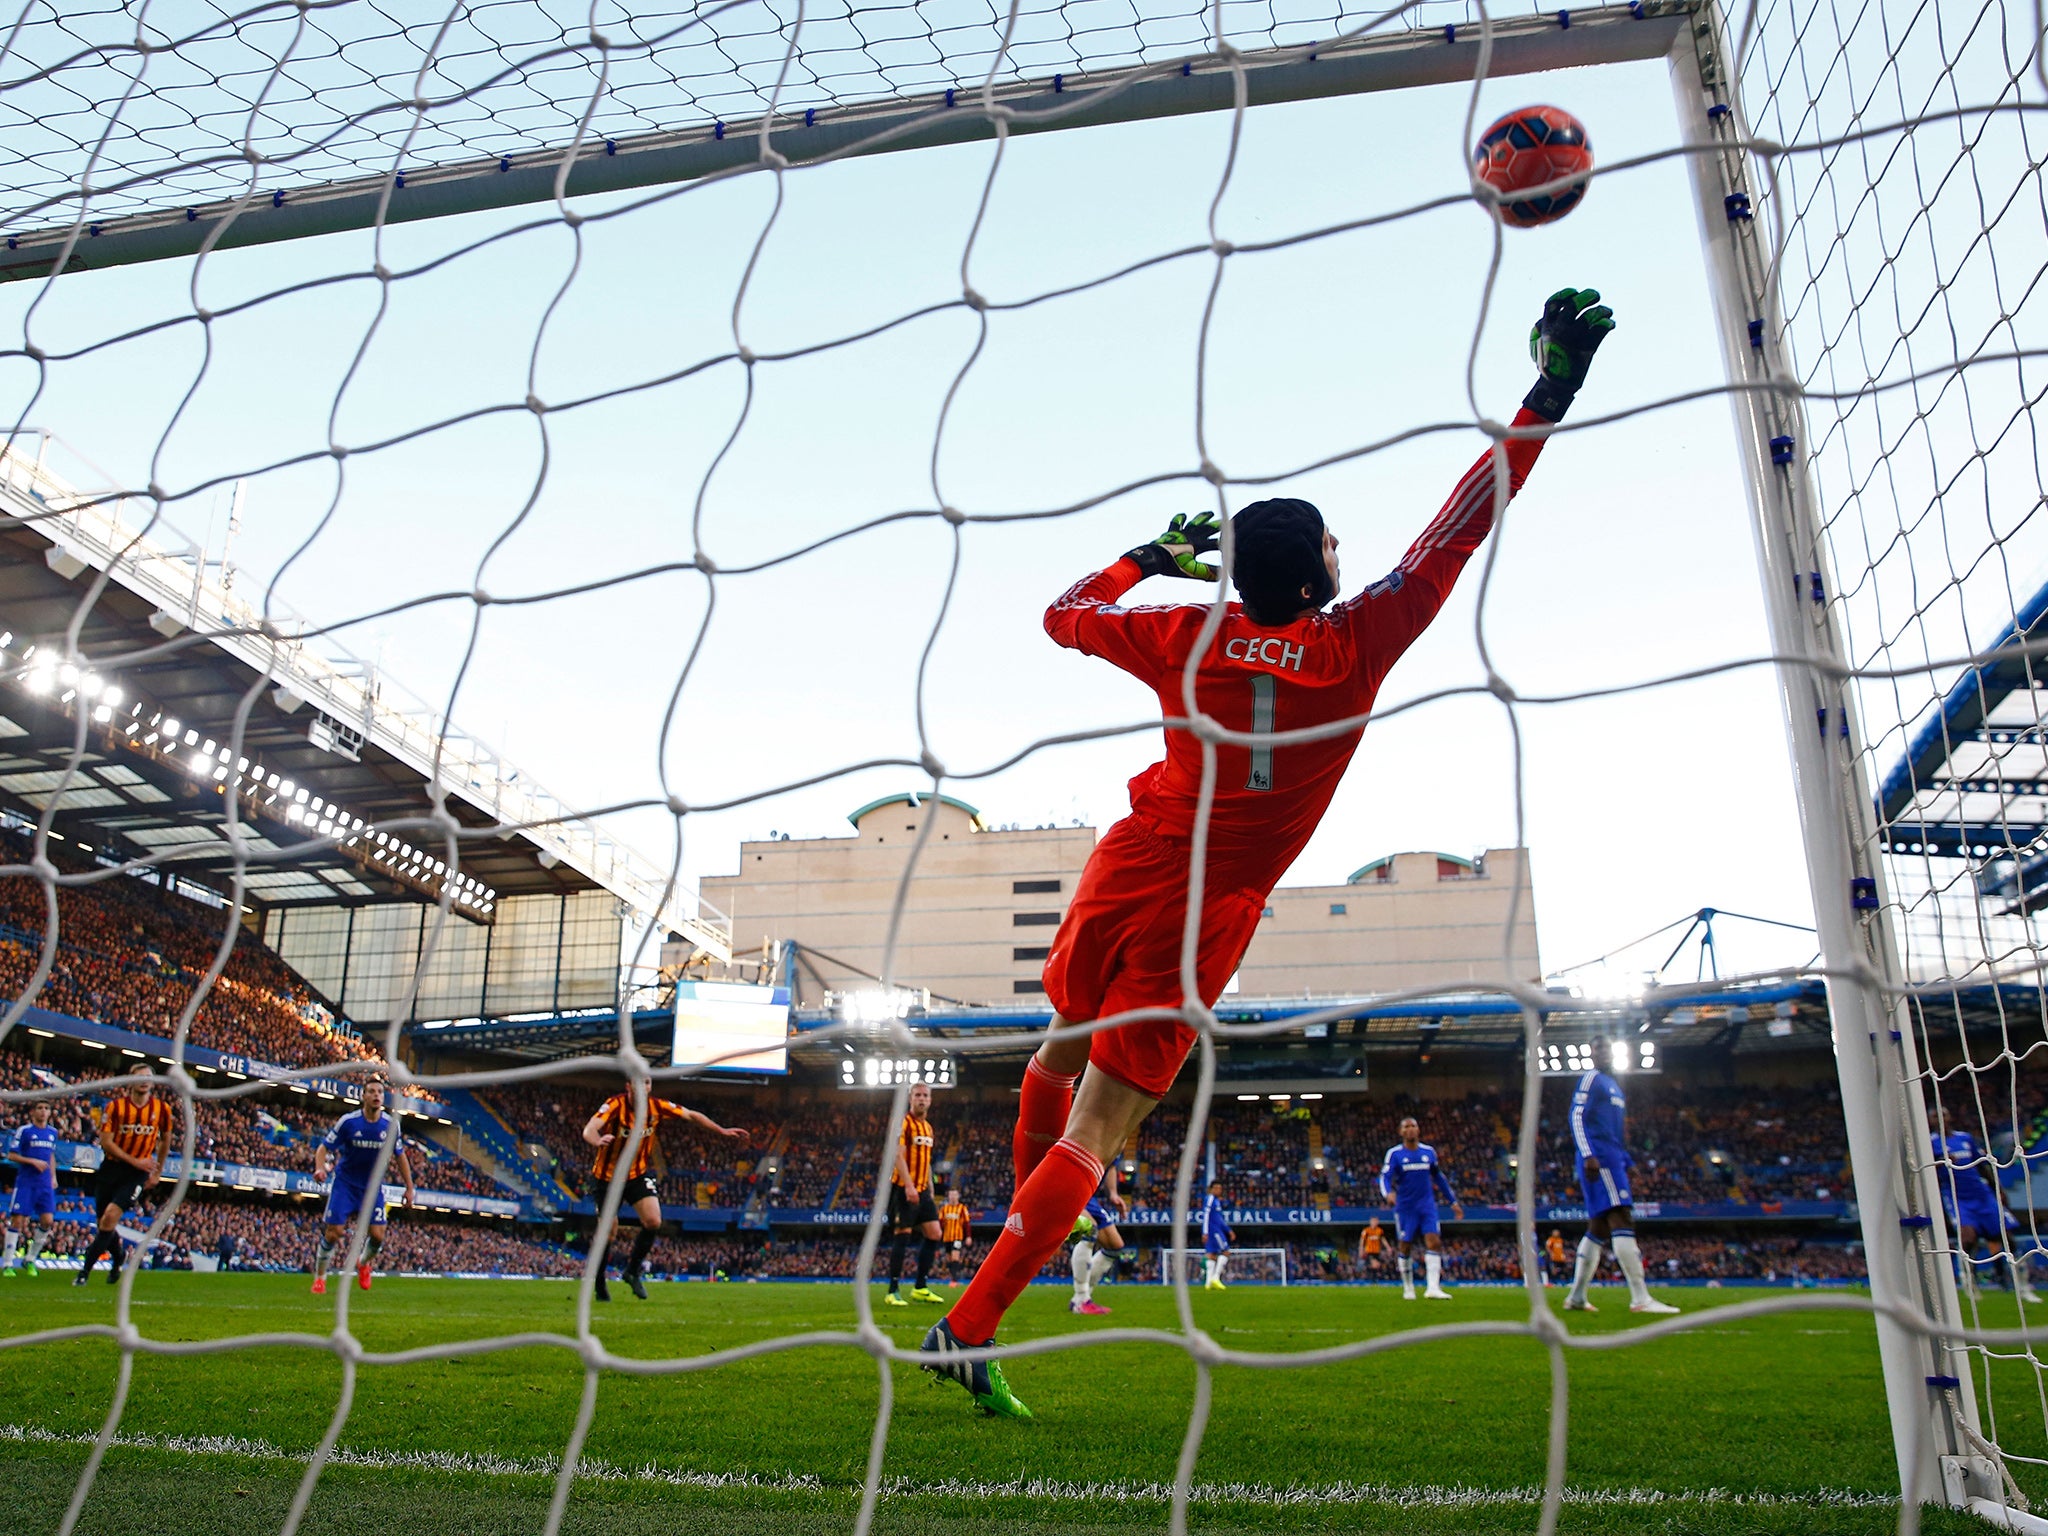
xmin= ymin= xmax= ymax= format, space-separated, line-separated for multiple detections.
xmin=628 ymin=1228 xmax=656 ymax=1274
xmin=313 ymin=1239 xmax=334 ymax=1281
xmin=1424 ymin=1251 xmax=1443 ymax=1291
xmin=3 ymin=1231 xmax=16 ymax=1266
xmin=1014 ymin=1056 xmax=1081 ymax=1189
xmin=948 ymin=1137 xmax=1102 ymax=1345
xmin=916 ymin=1237 xmax=936 ymax=1287
xmin=1071 ymin=1239 xmax=1095 ymax=1299
xmin=1397 ymin=1256 xmax=1413 ymax=1293
xmin=1087 ymin=1247 xmax=1116 ymax=1292
xmin=888 ymin=1232 xmax=907 ymax=1291
xmin=1202 ymin=1256 xmax=1216 ymax=1286
xmin=1567 ymin=1236 xmax=1600 ymax=1303
xmin=1610 ymin=1230 xmax=1650 ymax=1305
xmin=26 ymin=1230 xmax=46 ymax=1262
xmin=366 ymin=1232 xmax=384 ymax=1260
xmin=1213 ymin=1253 xmax=1230 ymax=1284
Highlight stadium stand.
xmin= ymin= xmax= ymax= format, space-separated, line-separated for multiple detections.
xmin=0 ymin=827 xmax=388 ymax=1074
xmin=1 ymin=1037 xmax=520 ymax=1199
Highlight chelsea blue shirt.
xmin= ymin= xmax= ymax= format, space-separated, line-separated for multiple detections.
xmin=1933 ymin=1130 xmax=1998 ymax=1197
xmin=1570 ymin=1071 xmax=1628 ymax=1159
xmin=1200 ymin=1192 xmax=1231 ymax=1242
xmin=1379 ymin=1143 xmax=1457 ymax=1206
xmin=323 ymin=1110 xmax=397 ymax=1186
xmin=10 ymin=1122 xmax=57 ymax=1190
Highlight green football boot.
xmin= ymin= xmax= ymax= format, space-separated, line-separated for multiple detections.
xmin=919 ymin=1318 xmax=1033 ymax=1420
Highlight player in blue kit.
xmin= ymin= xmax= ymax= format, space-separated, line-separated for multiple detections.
xmin=3 ymin=1101 xmax=58 ymax=1276
xmin=1378 ymin=1117 xmax=1462 ymax=1300
xmin=1933 ymin=1124 xmax=2040 ymax=1302
xmin=1563 ymin=1067 xmax=1679 ymax=1316
xmin=310 ymin=1079 xmax=416 ymax=1295
xmin=1201 ymin=1180 xmax=1233 ymax=1290
xmin=1069 ymin=1166 xmax=1128 ymax=1314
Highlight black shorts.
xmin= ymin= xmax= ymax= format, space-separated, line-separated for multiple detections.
xmin=889 ymin=1186 xmax=939 ymax=1230
xmin=94 ymin=1163 xmax=149 ymax=1218
xmin=620 ymin=1174 xmax=661 ymax=1208
xmin=948 ymin=1239 xmax=966 ymax=1255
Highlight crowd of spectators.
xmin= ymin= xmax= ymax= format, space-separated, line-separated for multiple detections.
xmin=76 ymin=1195 xmax=584 ymax=1275
xmin=1 ymin=1040 xmax=513 ymax=1197
xmin=476 ymin=1081 xmax=772 ymax=1204
xmin=774 ymin=1105 xmax=864 ymax=1207
xmin=0 ymin=827 xmax=399 ymax=1078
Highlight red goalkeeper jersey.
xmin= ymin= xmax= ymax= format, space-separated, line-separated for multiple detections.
xmin=1045 ymin=410 xmax=1551 ymax=885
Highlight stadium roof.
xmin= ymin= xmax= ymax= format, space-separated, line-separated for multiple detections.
xmin=1877 ymin=575 xmax=2048 ymax=911
xmin=0 ymin=433 xmax=726 ymax=956
xmin=403 ymin=974 xmax=1853 ymax=1066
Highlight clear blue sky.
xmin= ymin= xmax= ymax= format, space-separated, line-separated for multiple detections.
xmin=0 ymin=54 xmax=1825 ymax=984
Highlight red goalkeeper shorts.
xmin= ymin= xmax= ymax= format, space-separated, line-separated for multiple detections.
xmin=1041 ymin=815 xmax=1272 ymax=1099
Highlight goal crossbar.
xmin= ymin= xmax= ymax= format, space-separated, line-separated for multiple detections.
xmin=2 ymin=2 xmax=1684 ymax=281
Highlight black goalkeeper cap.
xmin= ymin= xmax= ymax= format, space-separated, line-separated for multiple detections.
xmin=1231 ymin=498 xmax=1334 ymax=622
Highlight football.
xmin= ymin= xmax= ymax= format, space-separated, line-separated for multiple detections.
xmin=1472 ymin=105 xmax=1593 ymax=227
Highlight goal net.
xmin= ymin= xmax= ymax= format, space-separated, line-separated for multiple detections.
xmin=1158 ymin=1245 xmax=1288 ymax=1285
xmin=0 ymin=0 xmax=2041 ymax=1527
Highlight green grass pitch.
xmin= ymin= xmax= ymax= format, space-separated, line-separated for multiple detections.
xmin=0 ymin=1271 xmax=2037 ymax=1534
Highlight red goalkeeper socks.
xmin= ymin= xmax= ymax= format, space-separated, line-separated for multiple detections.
xmin=1013 ymin=1055 xmax=1080 ymax=1188
xmin=950 ymin=1136 xmax=1102 ymax=1344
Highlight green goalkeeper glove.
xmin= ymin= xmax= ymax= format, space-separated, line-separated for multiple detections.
xmin=1123 ymin=510 xmax=1222 ymax=581
xmin=1523 ymin=286 xmax=1615 ymax=422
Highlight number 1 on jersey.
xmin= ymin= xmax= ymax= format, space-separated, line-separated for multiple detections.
xmin=1247 ymin=674 xmax=1275 ymax=791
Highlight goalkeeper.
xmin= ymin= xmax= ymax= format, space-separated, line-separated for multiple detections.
xmin=923 ymin=288 xmax=1613 ymax=1418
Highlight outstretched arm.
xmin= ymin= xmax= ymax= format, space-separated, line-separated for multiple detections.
xmin=1344 ymin=288 xmax=1614 ymax=658
xmin=674 ymin=1103 xmax=750 ymax=1142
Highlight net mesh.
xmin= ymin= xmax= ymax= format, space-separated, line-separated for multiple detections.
xmin=0 ymin=0 xmax=1505 ymax=232
xmin=0 ymin=0 xmax=2043 ymax=1528
xmin=1747 ymin=0 xmax=2048 ymax=1503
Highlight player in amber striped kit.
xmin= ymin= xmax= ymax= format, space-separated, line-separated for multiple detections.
xmin=583 ymin=1090 xmax=748 ymax=1300
xmin=938 ymin=1187 xmax=972 ymax=1285
xmin=75 ymin=1068 xmax=178 ymax=1286
xmin=884 ymin=1080 xmax=944 ymax=1306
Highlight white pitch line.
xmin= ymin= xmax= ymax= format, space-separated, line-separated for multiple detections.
xmin=0 ymin=1424 xmax=1900 ymax=1509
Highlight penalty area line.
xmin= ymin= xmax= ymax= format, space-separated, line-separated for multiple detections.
xmin=0 ymin=1424 xmax=1899 ymax=1509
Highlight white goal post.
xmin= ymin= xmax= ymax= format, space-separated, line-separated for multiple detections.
xmin=1672 ymin=2 xmax=2044 ymax=1524
xmin=1158 ymin=1246 xmax=1289 ymax=1285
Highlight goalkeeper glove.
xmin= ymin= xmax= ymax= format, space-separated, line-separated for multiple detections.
xmin=1123 ymin=510 xmax=1222 ymax=581
xmin=1522 ymin=286 xmax=1615 ymax=422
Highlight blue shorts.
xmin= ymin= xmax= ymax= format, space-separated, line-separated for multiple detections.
xmin=8 ymin=1181 xmax=54 ymax=1220
xmin=1578 ymin=1150 xmax=1632 ymax=1219
xmin=1945 ymin=1186 xmax=2005 ymax=1240
xmin=323 ymin=1179 xmax=386 ymax=1228
xmin=1204 ymin=1233 xmax=1229 ymax=1255
xmin=1394 ymin=1203 xmax=1439 ymax=1244
xmin=1084 ymin=1197 xmax=1117 ymax=1232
